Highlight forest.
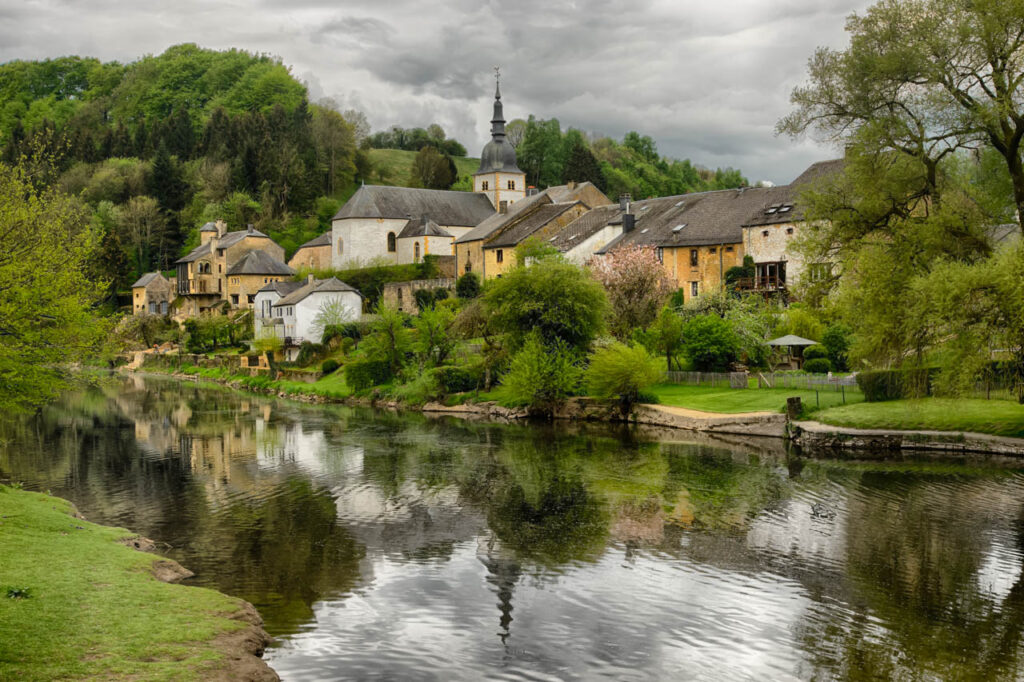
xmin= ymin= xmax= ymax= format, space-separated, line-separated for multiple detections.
xmin=0 ymin=43 xmax=747 ymax=295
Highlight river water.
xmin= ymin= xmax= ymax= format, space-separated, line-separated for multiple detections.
xmin=3 ymin=375 xmax=1024 ymax=680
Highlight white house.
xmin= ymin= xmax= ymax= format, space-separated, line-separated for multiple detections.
xmin=256 ymin=276 xmax=363 ymax=360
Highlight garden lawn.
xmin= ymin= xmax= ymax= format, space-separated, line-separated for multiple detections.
xmin=0 ymin=486 xmax=250 ymax=681
xmin=647 ymin=383 xmax=863 ymax=415
xmin=275 ymin=370 xmax=352 ymax=399
xmin=813 ymin=398 xmax=1024 ymax=439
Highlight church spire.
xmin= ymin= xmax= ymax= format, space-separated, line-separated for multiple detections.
xmin=491 ymin=66 xmax=505 ymax=139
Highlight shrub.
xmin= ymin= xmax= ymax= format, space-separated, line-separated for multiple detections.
xmin=586 ymin=342 xmax=664 ymax=415
xmin=389 ymin=370 xmax=440 ymax=406
xmin=803 ymin=358 xmax=832 ymax=374
xmin=344 ymin=358 xmax=392 ymax=391
xmin=435 ymin=365 xmax=481 ymax=394
xmin=295 ymin=342 xmax=326 ymax=366
xmin=821 ymin=324 xmax=853 ymax=371
xmin=321 ymin=359 xmax=340 ymax=375
xmin=456 ymin=272 xmax=481 ymax=299
xmin=339 ymin=337 xmax=356 ymax=354
xmin=501 ymin=334 xmax=583 ymax=415
xmin=413 ymin=288 xmax=436 ymax=312
xmin=803 ymin=345 xmax=828 ymax=361
xmin=856 ymin=368 xmax=938 ymax=402
xmin=681 ymin=315 xmax=740 ymax=371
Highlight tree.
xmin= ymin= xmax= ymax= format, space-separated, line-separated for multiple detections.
xmin=484 ymin=257 xmax=609 ymax=352
xmin=413 ymin=305 xmax=456 ymax=367
xmin=645 ymin=306 xmax=686 ymax=371
xmin=518 ymin=116 xmax=564 ymax=188
xmin=115 ymin=195 xmax=166 ymax=275
xmin=781 ymin=0 xmax=1024 ymax=229
xmin=681 ymin=315 xmax=740 ymax=371
xmin=589 ymin=246 xmax=673 ymax=339
xmin=0 ymin=160 xmax=107 ymax=411
xmin=341 ymin=107 xmax=370 ymax=146
xmin=562 ymin=140 xmax=605 ymax=190
xmin=361 ymin=304 xmax=412 ymax=375
xmin=311 ymin=104 xmax=356 ymax=196
xmin=310 ymin=296 xmax=355 ymax=344
xmin=455 ymin=272 xmax=480 ymax=299
xmin=505 ymin=119 xmax=526 ymax=148
xmin=587 ymin=342 xmax=663 ymax=416
xmin=502 ymin=333 xmax=583 ymax=416
xmin=410 ymin=145 xmax=455 ymax=190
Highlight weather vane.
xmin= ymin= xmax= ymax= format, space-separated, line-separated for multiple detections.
xmin=494 ymin=66 xmax=500 ymax=84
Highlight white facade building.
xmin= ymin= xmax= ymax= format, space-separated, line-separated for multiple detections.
xmin=255 ymin=276 xmax=363 ymax=360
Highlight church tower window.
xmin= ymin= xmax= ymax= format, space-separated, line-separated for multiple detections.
xmin=507 ymin=180 xmax=515 ymax=190
xmin=482 ymin=180 xmax=489 ymax=191
xmin=387 ymin=232 xmax=397 ymax=252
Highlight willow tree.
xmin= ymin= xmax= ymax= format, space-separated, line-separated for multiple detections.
xmin=0 ymin=160 xmax=108 ymax=411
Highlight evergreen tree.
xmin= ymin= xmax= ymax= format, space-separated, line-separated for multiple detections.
xmin=562 ymin=141 xmax=605 ymax=190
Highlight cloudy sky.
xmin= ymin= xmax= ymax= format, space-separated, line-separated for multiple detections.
xmin=0 ymin=0 xmax=871 ymax=184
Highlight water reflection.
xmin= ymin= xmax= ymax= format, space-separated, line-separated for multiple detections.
xmin=3 ymin=375 xmax=1024 ymax=679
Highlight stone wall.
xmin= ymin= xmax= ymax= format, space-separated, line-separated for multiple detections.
xmin=380 ymin=278 xmax=456 ymax=314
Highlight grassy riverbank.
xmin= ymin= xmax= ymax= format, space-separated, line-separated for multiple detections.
xmin=814 ymin=399 xmax=1024 ymax=439
xmin=0 ymin=485 xmax=268 ymax=681
xmin=647 ymin=384 xmax=862 ymax=414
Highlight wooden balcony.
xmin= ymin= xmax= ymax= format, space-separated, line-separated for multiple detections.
xmin=734 ymin=275 xmax=786 ymax=292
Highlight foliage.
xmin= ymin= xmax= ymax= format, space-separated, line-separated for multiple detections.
xmin=321 ymin=359 xmax=340 ymax=375
xmin=300 ymin=260 xmax=437 ymax=307
xmin=409 ymin=145 xmax=456 ymax=190
xmin=588 ymin=245 xmax=674 ymax=338
xmin=114 ymin=313 xmax=173 ymax=349
xmin=364 ymin=124 xmax=466 ymax=157
xmin=413 ymin=305 xmax=456 ymax=368
xmin=413 ymin=286 xmax=449 ymax=312
xmin=586 ymin=342 xmax=664 ymax=415
xmin=681 ymin=315 xmax=741 ymax=371
xmin=724 ymin=255 xmax=755 ymax=289
xmin=803 ymin=345 xmax=828 ymax=361
xmin=344 ymin=357 xmax=392 ymax=391
xmin=435 ymin=365 xmax=481 ymax=394
xmin=295 ymin=342 xmax=327 ymax=366
xmin=721 ymin=294 xmax=782 ymax=369
xmin=0 ymin=160 xmax=108 ymax=411
xmin=562 ymin=139 xmax=605 ymax=190
xmin=310 ymin=296 xmax=355 ymax=344
xmin=856 ymin=369 xmax=937 ymax=402
xmin=322 ymin=321 xmax=364 ymax=344
xmin=360 ymin=304 xmax=411 ymax=375
xmin=501 ymin=333 xmax=583 ymax=415
xmin=484 ymin=257 xmax=608 ymax=352
xmin=455 ymin=271 xmax=480 ymax=299
xmin=642 ymin=306 xmax=686 ymax=371
xmin=252 ymin=330 xmax=283 ymax=355
xmin=821 ymin=324 xmax=853 ymax=372
xmin=803 ymin=358 xmax=832 ymax=374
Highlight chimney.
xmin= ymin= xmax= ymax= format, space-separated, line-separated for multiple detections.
xmin=527 ymin=186 xmax=538 ymax=197
xmin=215 ymin=218 xmax=227 ymax=237
xmin=499 ymin=200 xmax=508 ymax=214
xmin=619 ymin=194 xmax=632 ymax=213
xmin=247 ymin=223 xmax=254 ymax=234
xmin=623 ymin=214 xmax=636 ymax=233
xmin=567 ymin=180 xmax=576 ymax=191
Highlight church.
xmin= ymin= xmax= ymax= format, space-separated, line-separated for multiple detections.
xmin=327 ymin=78 xmax=527 ymax=270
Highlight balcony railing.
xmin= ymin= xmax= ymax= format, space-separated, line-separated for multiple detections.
xmin=177 ymin=278 xmax=222 ymax=295
xmin=283 ymin=336 xmax=304 ymax=347
xmin=735 ymin=275 xmax=786 ymax=292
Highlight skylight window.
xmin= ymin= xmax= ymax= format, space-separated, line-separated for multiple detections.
xmin=672 ymin=224 xmax=687 ymax=233
xmin=765 ymin=206 xmax=779 ymax=215
xmin=640 ymin=228 xmax=649 ymax=233
xmin=675 ymin=200 xmax=685 ymax=207
xmin=548 ymin=236 xmax=558 ymax=242
xmin=779 ymin=205 xmax=793 ymax=213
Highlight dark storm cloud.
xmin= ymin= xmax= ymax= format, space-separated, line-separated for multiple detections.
xmin=0 ymin=0 xmax=871 ymax=183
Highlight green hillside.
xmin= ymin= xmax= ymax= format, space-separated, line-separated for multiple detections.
xmin=367 ymin=148 xmax=480 ymax=190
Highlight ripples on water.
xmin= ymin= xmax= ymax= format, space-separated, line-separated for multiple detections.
xmin=3 ymin=376 xmax=1024 ymax=680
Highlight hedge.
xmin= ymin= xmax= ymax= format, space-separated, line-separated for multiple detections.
xmin=803 ymin=345 xmax=828 ymax=361
xmin=856 ymin=368 xmax=938 ymax=402
xmin=321 ymin=359 xmax=340 ymax=375
xmin=344 ymin=358 xmax=392 ymax=391
xmin=803 ymin=358 xmax=832 ymax=374
xmin=434 ymin=365 xmax=481 ymax=394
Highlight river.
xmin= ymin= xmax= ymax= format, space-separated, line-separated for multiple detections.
xmin=3 ymin=374 xmax=1024 ymax=680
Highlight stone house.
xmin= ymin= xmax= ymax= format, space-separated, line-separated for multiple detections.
xmin=482 ymin=201 xmax=590 ymax=277
xmin=288 ymin=232 xmax=332 ymax=271
xmin=131 ymin=272 xmax=174 ymax=315
xmin=260 ymin=276 xmax=363 ymax=360
xmin=174 ymin=221 xmax=286 ymax=317
xmin=380 ymin=278 xmax=456 ymax=314
xmin=225 ymin=250 xmax=295 ymax=310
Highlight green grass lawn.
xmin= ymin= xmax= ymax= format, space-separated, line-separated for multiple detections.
xmin=367 ymin=148 xmax=479 ymax=187
xmin=648 ymin=383 xmax=863 ymax=414
xmin=0 ymin=486 xmax=250 ymax=681
xmin=814 ymin=398 xmax=1024 ymax=438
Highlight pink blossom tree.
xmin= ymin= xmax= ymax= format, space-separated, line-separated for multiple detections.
xmin=589 ymin=246 xmax=674 ymax=339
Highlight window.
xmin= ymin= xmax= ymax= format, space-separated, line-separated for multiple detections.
xmin=786 ymin=227 xmax=794 ymax=235
xmin=262 ymin=300 xmax=271 ymax=317
xmin=507 ymin=180 xmax=515 ymax=190
xmin=338 ymin=238 xmax=344 ymax=255
xmin=690 ymin=249 xmax=698 ymax=267
xmin=247 ymin=294 xmax=256 ymax=304
xmin=465 ymin=261 xmax=472 ymax=273
xmin=690 ymin=282 xmax=699 ymax=297
xmin=496 ymin=249 xmax=504 ymax=263
xmin=230 ymin=294 xmax=239 ymax=305
xmin=482 ymin=180 xmax=489 ymax=191
xmin=762 ymin=230 xmax=770 ymax=237
xmin=218 ymin=264 xmax=222 ymax=273
xmin=387 ymin=232 xmax=396 ymax=253
xmin=809 ymin=263 xmax=832 ymax=282
xmin=709 ymin=247 xmax=717 ymax=254
xmin=414 ymin=242 xmax=421 ymax=262
xmin=726 ymin=246 xmax=734 ymax=252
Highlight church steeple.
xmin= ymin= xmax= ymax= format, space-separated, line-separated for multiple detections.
xmin=474 ymin=67 xmax=525 ymax=209
xmin=491 ymin=70 xmax=505 ymax=139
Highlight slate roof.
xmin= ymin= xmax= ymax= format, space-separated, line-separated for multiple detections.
xmin=131 ymin=272 xmax=165 ymax=288
xmin=548 ymin=204 xmax=624 ymax=252
xmin=597 ymin=187 xmax=779 ymax=253
xmin=398 ymin=217 xmax=453 ymax=239
xmin=256 ymin=280 xmax=304 ymax=296
xmin=455 ymin=192 xmax=552 ymax=244
xmin=226 ymin=250 xmax=295 ymax=276
xmin=273 ymin=277 xmax=362 ymax=307
xmin=176 ymin=227 xmax=272 ymax=263
xmin=485 ymin=202 xmax=582 ymax=248
xmin=332 ymin=185 xmax=494 ymax=227
xmin=742 ymin=159 xmax=845 ymax=228
xmin=767 ymin=334 xmax=819 ymax=347
xmin=294 ymin=232 xmax=331 ymax=250
xmin=200 ymin=222 xmax=217 ymax=232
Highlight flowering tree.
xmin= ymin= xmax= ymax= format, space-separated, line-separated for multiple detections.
xmin=589 ymin=246 xmax=673 ymax=339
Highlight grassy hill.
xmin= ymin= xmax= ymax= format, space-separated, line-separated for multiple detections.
xmin=367 ymin=149 xmax=480 ymax=190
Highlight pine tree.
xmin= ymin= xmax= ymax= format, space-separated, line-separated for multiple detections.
xmin=562 ymin=141 xmax=606 ymax=191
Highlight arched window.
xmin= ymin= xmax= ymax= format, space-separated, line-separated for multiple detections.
xmin=414 ymin=242 xmax=421 ymax=262
xmin=507 ymin=180 xmax=515 ymax=190
xmin=482 ymin=180 xmax=489 ymax=191
xmin=387 ymin=232 xmax=397 ymax=252
xmin=337 ymin=238 xmax=344 ymax=256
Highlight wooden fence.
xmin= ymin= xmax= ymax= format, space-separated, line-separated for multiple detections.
xmin=664 ymin=370 xmax=861 ymax=392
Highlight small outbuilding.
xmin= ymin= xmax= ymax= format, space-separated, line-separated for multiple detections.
xmin=766 ymin=334 xmax=819 ymax=369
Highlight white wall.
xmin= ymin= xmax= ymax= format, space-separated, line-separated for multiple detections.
xmin=396 ymin=235 xmax=456 ymax=263
xmin=331 ymin=217 xmax=406 ymax=269
xmin=473 ymin=172 xmax=526 ymax=208
xmin=253 ymin=290 xmax=281 ymax=337
xmin=563 ymin=224 xmax=623 ymax=265
xmin=294 ymin=291 xmax=363 ymax=343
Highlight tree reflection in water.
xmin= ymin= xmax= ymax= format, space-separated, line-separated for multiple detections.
xmin=4 ymin=375 xmax=1024 ymax=679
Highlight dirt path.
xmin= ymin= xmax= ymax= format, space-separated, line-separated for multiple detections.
xmin=647 ymin=403 xmax=778 ymax=420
